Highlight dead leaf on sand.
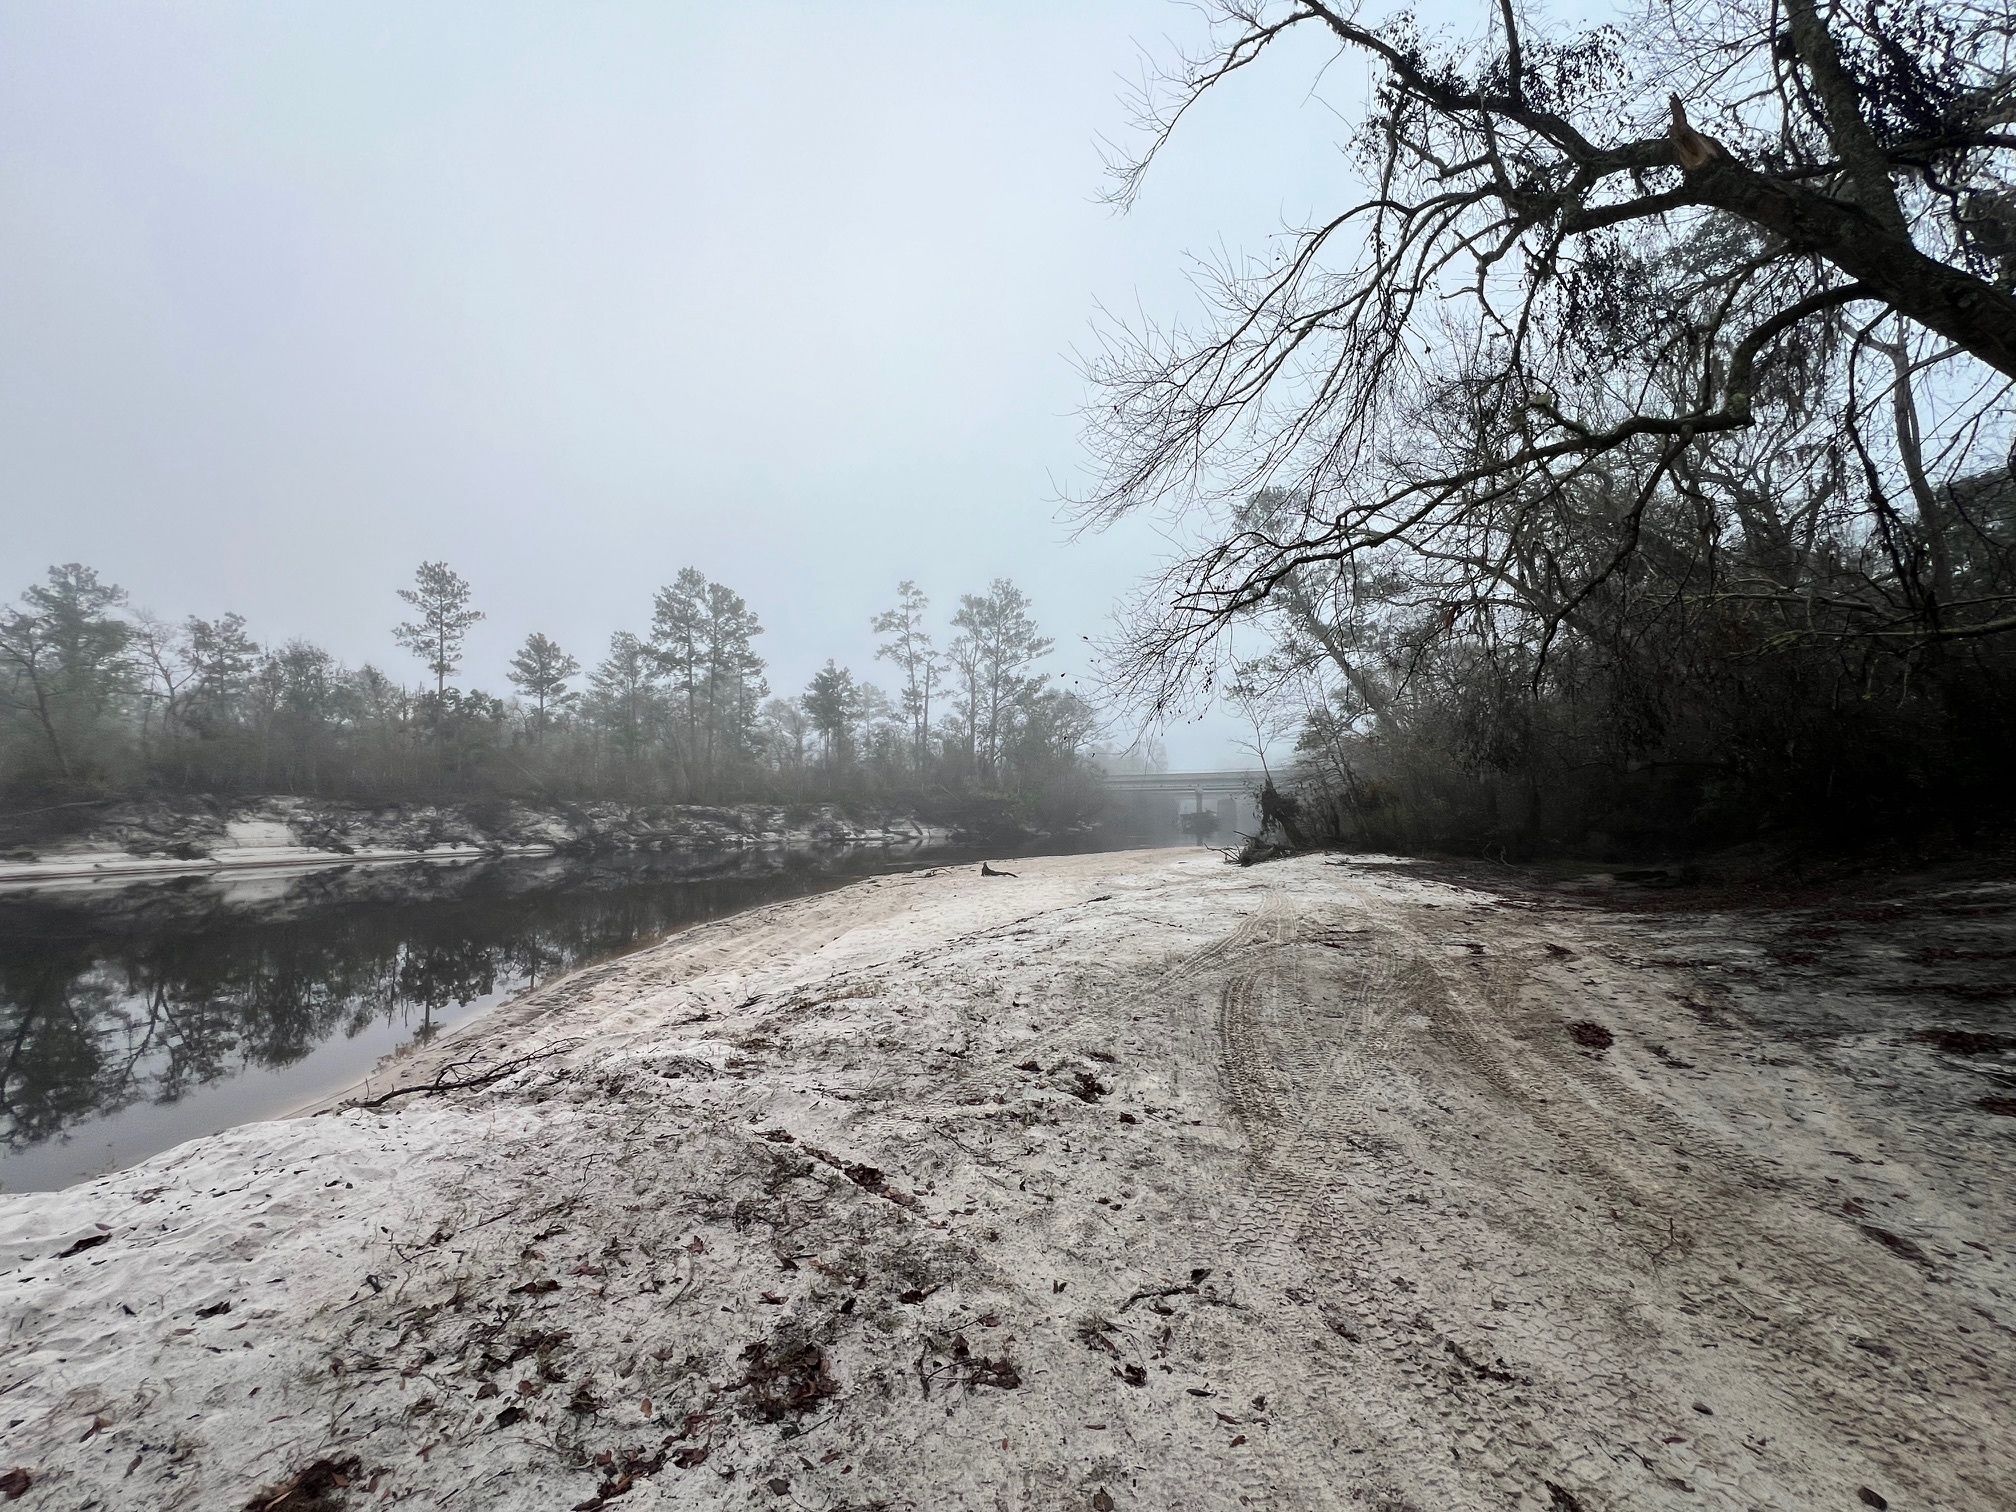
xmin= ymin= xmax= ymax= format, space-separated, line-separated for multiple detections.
xmin=734 ymin=1341 xmax=837 ymax=1422
xmin=244 ymin=1455 xmax=363 ymax=1512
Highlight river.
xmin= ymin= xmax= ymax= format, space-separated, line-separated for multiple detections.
xmin=0 ymin=835 xmax=1170 ymax=1191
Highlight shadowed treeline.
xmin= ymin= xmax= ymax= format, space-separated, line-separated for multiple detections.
xmin=1085 ymin=1 xmax=2016 ymax=858
xmin=0 ymin=566 xmax=1103 ymax=835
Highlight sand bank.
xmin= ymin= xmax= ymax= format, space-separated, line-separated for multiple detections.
xmin=2 ymin=850 xmax=2010 ymax=1509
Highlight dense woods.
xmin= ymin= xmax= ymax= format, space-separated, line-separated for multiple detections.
xmin=1088 ymin=0 xmax=2016 ymax=856
xmin=0 ymin=562 xmax=1100 ymax=825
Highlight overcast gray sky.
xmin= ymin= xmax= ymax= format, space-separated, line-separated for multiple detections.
xmin=0 ymin=1 xmax=1446 ymax=766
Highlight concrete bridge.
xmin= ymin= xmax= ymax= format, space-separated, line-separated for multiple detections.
xmin=1096 ymin=768 xmax=1269 ymax=844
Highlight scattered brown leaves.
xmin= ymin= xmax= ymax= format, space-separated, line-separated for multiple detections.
xmin=244 ymin=1455 xmax=364 ymax=1512
xmin=733 ymin=1341 xmax=837 ymax=1422
xmin=573 ymin=1447 xmax=667 ymax=1509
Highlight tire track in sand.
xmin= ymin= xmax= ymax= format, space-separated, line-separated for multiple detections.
xmin=1197 ymin=885 xmax=1696 ymax=1510
xmin=1199 ymin=891 xmax=1505 ymax=1510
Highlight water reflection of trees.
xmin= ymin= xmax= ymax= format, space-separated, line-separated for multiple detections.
xmin=0 ymin=868 xmax=812 ymax=1152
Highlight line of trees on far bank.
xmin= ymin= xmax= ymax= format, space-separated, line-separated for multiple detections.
xmin=0 ymin=561 xmax=1102 ymax=823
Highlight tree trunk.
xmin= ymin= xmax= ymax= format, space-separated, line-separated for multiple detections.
xmin=1680 ymin=156 xmax=2016 ymax=379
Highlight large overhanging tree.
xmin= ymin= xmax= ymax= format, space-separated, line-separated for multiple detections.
xmin=1080 ymin=0 xmax=2016 ymax=714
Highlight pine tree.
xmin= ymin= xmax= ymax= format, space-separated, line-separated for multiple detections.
xmin=948 ymin=580 xmax=1052 ymax=782
xmin=873 ymin=581 xmax=943 ymax=773
xmin=506 ymin=632 xmax=581 ymax=741
xmin=587 ymin=631 xmax=659 ymax=763
xmin=801 ymin=661 xmax=863 ymax=771
xmin=392 ymin=562 xmax=482 ymax=699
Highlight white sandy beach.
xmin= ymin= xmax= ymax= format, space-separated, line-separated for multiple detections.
xmin=2 ymin=849 xmax=2010 ymax=1510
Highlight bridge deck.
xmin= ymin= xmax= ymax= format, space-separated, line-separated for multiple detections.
xmin=1095 ymin=769 xmax=1268 ymax=793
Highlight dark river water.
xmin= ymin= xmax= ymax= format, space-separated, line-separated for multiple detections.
xmin=1 ymin=836 xmax=1163 ymax=1192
